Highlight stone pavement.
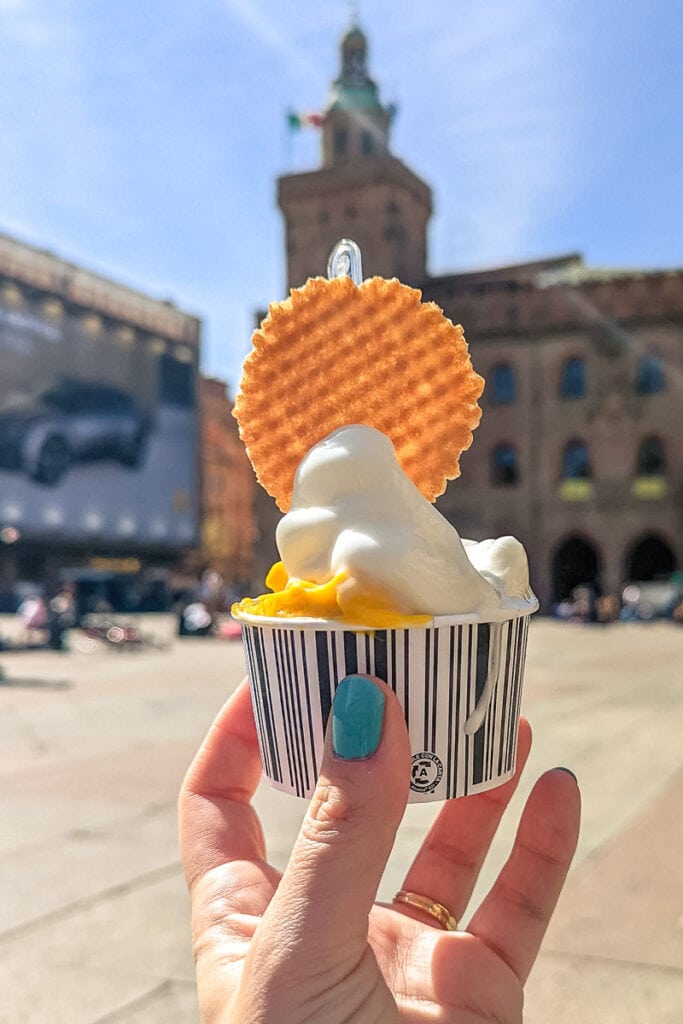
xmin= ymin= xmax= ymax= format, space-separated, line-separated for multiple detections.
xmin=0 ymin=617 xmax=681 ymax=1023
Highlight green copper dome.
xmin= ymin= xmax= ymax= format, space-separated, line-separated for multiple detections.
xmin=327 ymin=22 xmax=383 ymax=112
xmin=342 ymin=25 xmax=366 ymax=46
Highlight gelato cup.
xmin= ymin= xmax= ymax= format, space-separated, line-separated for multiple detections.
xmin=235 ymin=604 xmax=535 ymax=803
xmin=231 ymin=244 xmax=539 ymax=804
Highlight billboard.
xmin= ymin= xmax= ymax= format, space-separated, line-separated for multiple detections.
xmin=0 ymin=299 xmax=199 ymax=548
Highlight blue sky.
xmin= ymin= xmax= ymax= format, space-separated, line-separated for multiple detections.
xmin=1 ymin=0 xmax=680 ymax=391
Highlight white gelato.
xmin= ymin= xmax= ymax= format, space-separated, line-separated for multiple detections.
xmin=276 ymin=424 xmax=537 ymax=622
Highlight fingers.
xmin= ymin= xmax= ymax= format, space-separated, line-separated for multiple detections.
xmin=179 ymin=679 xmax=268 ymax=892
xmin=255 ymin=674 xmax=410 ymax=972
xmin=399 ymin=718 xmax=532 ymax=926
xmin=467 ymin=767 xmax=581 ymax=983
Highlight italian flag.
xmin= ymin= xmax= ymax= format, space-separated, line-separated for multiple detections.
xmin=287 ymin=110 xmax=324 ymax=130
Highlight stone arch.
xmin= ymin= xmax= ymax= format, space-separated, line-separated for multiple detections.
xmin=551 ymin=534 xmax=602 ymax=603
xmin=625 ymin=533 xmax=677 ymax=582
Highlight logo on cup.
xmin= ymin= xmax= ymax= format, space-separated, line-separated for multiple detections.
xmin=410 ymin=752 xmax=443 ymax=793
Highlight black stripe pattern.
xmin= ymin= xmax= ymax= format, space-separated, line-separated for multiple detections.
xmin=241 ymin=616 xmax=530 ymax=802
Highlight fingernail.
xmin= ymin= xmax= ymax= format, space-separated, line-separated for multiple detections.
xmin=554 ymin=766 xmax=578 ymax=784
xmin=332 ymin=675 xmax=385 ymax=760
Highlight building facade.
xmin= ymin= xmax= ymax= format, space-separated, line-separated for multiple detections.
xmin=251 ymin=24 xmax=683 ymax=610
xmin=198 ymin=376 xmax=255 ymax=595
xmin=0 ymin=230 xmax=201 ymax=613
xmin=426 ymin=257 xmax=683 ymax=608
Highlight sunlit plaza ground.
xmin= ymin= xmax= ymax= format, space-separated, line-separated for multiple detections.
xmin=1 ymin=616 xmax=681 ymax=1023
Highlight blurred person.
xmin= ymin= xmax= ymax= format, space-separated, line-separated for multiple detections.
xmin=200 ymin=569 xmax=226 ymax=616
xmin=554 ymin=598 xmax=574 ymax=621
xmin=178 ymin=600 xmax=213 ymax=637
xmin=620 ymin=585 xmax=641 ymax=623
xmin=574 ymin=585 xmax=599 ymax=623
xmin=595 ymin=594 xmax=619 ymax=624
xmin=179 ymin=675 xmax=581 ymax=1023
xmin=17 ymin=593 xmax=48 ymax=645
xmin=47 ymin=588 xmax=76 ymax=651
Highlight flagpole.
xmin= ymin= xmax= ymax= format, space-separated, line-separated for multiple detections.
xmin=283 ymin=111 xmax=294 ymax=171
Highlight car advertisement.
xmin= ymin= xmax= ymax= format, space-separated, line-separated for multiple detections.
xmin=0 ymin=302 xmax=199 ymax=547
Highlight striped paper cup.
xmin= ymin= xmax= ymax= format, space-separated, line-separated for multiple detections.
xmin=236 ymin=609 xmax=534 ymax=803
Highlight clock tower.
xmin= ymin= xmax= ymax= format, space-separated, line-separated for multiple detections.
xmin=278 ymin=24 xmax=432 ymax=289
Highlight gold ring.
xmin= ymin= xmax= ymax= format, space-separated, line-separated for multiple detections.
xmin=392 ymin=890 xmax=458 ymax=931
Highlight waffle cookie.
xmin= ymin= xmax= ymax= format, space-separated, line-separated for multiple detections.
xmin=234 ymin=274 xmax=484 ymax=511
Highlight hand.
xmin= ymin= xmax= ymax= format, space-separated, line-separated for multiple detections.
xmin=179 ymin=675 xmax=580 ymax=1023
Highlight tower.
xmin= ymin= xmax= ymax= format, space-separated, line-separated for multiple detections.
xmin=278 ymin=24 xmax=432 ymax=290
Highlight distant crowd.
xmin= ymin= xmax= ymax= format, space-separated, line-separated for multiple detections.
xmin=4 ymin=573 xmax=682 ymax=652
xmin=554 ymin=581 xmax=683 ymax=624
xmin=0 ymin=568 xmax=248 ymax=652
xmin=14 ymin=587 xmax=76 ymax=650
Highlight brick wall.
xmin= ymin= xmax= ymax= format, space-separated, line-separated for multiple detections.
xmin=199 ymin=377 xmax=256 ymax=590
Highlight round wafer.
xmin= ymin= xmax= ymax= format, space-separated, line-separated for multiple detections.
xmin=234 ymin=275 xmax=484 ymax=511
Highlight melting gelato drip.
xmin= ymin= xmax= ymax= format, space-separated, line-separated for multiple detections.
xmin=234 ymin=425 xmax=536 ymax=626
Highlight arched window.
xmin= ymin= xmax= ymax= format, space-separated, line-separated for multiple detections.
xmin=562 ymin=440 xmax=591 ymax=479
xmin=636 ymin=354 xmax=665 ymax=395
xmin=637 ymin=437 xmax=666 ymax=476
xmin=361 ymin=130 xmax=374 ymax=155
xmin=491 ymin=444 xmax=519 ymax=486
xmin=560 ymin=356 xmax=586 ymax=399
xmin=490 ymin=363 xmax=516 ymax=405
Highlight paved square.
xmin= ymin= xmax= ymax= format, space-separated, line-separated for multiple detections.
xmin=1 ymin=618 xmax=681 ymax=1022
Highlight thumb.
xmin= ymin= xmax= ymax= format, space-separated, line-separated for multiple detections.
xmin=258 ymin=674 xmax=410 ymax=969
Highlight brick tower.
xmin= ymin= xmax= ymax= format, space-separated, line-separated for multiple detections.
xmin=278 ymin=24 xmax=432 ymax=289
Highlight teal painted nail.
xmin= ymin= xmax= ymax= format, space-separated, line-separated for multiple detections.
xmin=332 ymin=675 xmax=385 ymax=760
